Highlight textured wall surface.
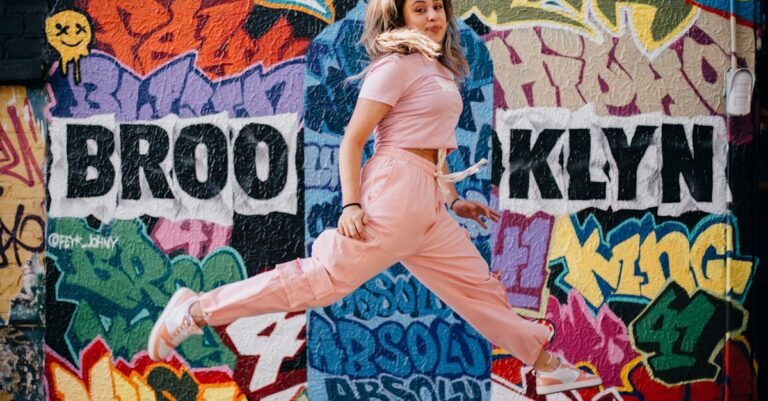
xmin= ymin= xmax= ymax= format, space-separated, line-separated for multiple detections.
xmin=0 ymin=85 xmax=47 ymax=401
xmin=0 ymin=0 xmax=761 ymax=400
xmin=0 ymin=0 xmax=48 ymax=83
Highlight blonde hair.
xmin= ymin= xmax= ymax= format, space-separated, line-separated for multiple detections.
xmin=350 ymin=0 xmax=469 ymax=84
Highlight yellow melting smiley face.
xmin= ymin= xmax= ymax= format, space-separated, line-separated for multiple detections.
xmin=46 ymin=11 xmax=92 ymax=84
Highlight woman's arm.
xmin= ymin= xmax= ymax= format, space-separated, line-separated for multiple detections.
xmin=337 ymin=98 xmax=392 ymax=239
xmin=442 ymin=158 xmax=502 ymax=229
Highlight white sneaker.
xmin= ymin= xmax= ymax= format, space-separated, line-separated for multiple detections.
xmin=147 ymin=288 xmax=203 ymax=361
xmin=535 ymin=356 xmax=602 ymax=395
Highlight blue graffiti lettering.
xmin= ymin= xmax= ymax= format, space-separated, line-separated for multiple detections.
xmin=323 ymin=374 xmax=486 ymax=401
xmin=327 ymin=270 xmax=452 ymax=320
xmin=309 ymin=314 xmax=489 ymax=378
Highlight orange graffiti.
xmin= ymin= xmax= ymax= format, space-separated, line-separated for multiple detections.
xmin=46 ymin=338 xmax=248 ymax=401
xmin=75 ymin=0 xmax=309 ymax=79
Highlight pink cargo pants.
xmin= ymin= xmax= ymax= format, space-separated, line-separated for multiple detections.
xmin=198 ymin=146 xmax=551 ymax=366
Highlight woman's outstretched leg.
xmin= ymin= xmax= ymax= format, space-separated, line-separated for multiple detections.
xmin=147 ymin=223 xmax=402 ymax=361
xmin=400 ymin=206 xmax=601 ymax=395
xmin=147 ymin=151 xmax=432 ymax=361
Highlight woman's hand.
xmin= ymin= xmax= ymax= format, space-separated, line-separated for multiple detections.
xmin=337 ymin=205 xmax=370 ymax=240
xmin=451 ymin=199 xmax=501 ymax=229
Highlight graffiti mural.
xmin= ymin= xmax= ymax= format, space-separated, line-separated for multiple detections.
xmin=73 ymin=0 xmax=303 ymax=79
xmin=0 ymin=88 xmax=45 ymax=189
xmin=490 ymin=208 xmax=554 ymax=315
xmin=47 ymin=114 xmax=300 ymax=223
xmin=15 ymin=0 xmax=760 ymax=399
xmin=496 ymin=108 xmax=730 ymax=216
xmin=630 ymin=281 xmax=747 ymax=384
xmin=216 ymin=311 xmax=309 ymax=399
xmin=48 ymin=53 xmax=304 ymax=121
xmin=548 ymin=213 xmax=756 ymax=309
xmin=490 ymin=337 xmax=756 ymax=401
xmin=486 ymin=11 xmax=755 ymax=125
xmin=44 ymin=0 xmax=313 ymax=396
xmin=69 ymin=0 xmax=358 ymax=79
xmin=482 ymin=0 xmax=759 ymax=398
xmin=47 ymin=218 xmax=246 ymax=367
xmin=0 ymin=327 xmax=43 ymax=401
xmin=303 ymin=2 xmax=498 ymax=399
xmin=45 ymin=10 xmax=92 ymax=83
xmin=543 ymin=290 xmax=639 ymax=388
xmin=45 ymin=338 xmax=249 ymax=401
xmin=0 ymin=86 xmax=46 ymax=401
xmin=0 ymin=198 xmax=44 ymax=270
xmin=151 ymin=219 xmax=232 ymax=259
xmin=306 ymin=265 xmax=494 ymax=400
xmin=0 ymin=88 xmax=46 ymax=295
xmin=457 ymin=0 xmax=702 ymax=54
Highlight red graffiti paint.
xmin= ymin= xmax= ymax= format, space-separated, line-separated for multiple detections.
xmin=76 ymin=0 xmax=309 ymax=79
xmin=492 ymin=355 xmax=602 ymax=400
xmin=492 ymin=330 xmax=756 ymax=400
xmin=621 ymin=339 xmax=756 ymax=401
xmin=0 ymin=100 xmax=44 ymax=188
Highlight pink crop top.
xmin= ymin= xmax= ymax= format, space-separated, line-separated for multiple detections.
xmin=358 ymin=52 xmax=462 ymax=153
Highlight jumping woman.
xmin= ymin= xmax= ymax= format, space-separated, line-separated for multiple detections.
xmin=148 ymin=0 xmax=602 ymax=395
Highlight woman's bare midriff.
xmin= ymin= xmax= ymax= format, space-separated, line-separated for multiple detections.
xmin=403 ymin=148 xmax=438 ymax=164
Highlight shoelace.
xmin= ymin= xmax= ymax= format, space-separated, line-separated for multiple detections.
xmin=170 ymin=313 xmax=199 ymax=344
xmin=534 ymin=355 xmax=564 ymax=376
xmin=434 ymin=148 xmax=488 ymax=195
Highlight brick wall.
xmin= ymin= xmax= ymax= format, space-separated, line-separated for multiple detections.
xmin=0 ymin=0 xmax=48 ymax=83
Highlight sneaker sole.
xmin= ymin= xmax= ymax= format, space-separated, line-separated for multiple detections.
xmin=147 ymin=288 xmax=195 ymax=361
xmin=536 ymin=377 xmax=602 ymax=395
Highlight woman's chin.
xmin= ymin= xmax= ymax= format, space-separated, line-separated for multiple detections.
xmin=427 ymin=33 xmax=444 ymax=45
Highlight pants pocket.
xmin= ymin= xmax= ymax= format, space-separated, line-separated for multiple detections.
xmin=363 ymin=157 xmax=395 ymax=207
xmin=312 ymin=228 xmax=380 ymax=284
xmin=277 ymin=259 xmax=335 ymax=309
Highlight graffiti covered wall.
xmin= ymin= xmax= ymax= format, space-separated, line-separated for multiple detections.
xmin=0 ymin=83 xmax=47 ymax=400
xmin=0 ymin=0 xmax=757 ymax=399
xmin=475 ymin=1 xmax=762 ymax=399
xmin=42 ymin=0 xmax=330 ymax=399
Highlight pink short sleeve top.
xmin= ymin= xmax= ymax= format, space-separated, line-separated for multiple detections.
xmin=358 ymin=52 xmax=462 ymax=153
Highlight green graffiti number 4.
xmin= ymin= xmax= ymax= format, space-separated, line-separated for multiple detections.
xmin=631 ymin=282 xmax=745 ymax=385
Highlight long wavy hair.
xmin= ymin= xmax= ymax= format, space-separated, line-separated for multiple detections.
xmin=350 ymin=0 xmax=469 ymax=84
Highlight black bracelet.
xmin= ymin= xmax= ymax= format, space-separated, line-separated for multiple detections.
xmin=449 ymin=198 xmax=461 ymax=210
xmin=342 ymin=202 xmax=361 ymax=211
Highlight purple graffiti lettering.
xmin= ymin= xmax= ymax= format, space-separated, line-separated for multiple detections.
xmin=491 ymin=211 xmax=554 ymax=310
xmin=49 ymin=53 xmax=304 ymax=120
